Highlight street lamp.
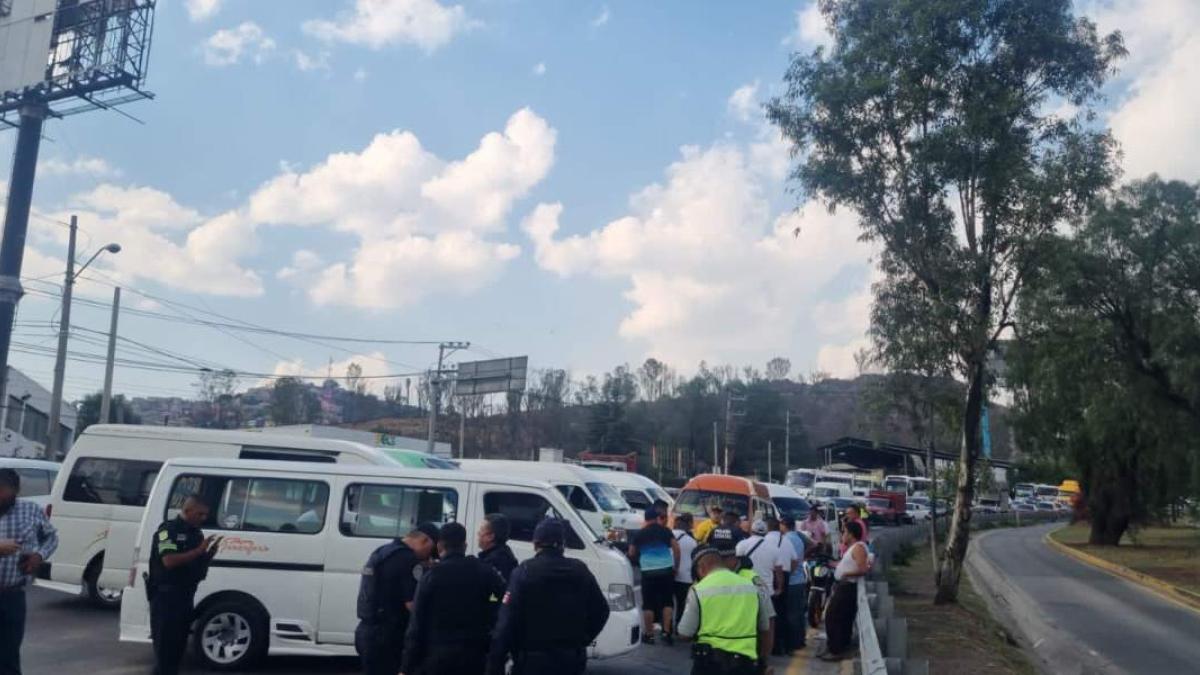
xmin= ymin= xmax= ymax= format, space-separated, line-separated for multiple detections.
xmin=46 ymin=216 xmax=121 ymax=459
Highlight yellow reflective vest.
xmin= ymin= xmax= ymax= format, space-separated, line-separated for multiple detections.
xmin=694 ymin=568 xmax=760 ymax=659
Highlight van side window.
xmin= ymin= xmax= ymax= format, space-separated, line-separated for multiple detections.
xmin=621 ymin=490 xmax=652 ymax=510
xmin=483 ymin=492 xmax=585 ymax=550
xmin=555 ymin=485 xmax=596 ymax=512
xmin=15 ymin=469 xmax=53 ymax=497
xmin=64 ymin=458 xmax=162 ymax=506
xmin=341 ymin=484 xmax=458 ymax=538
xmin=166 ymin=475 xmax=330 ymax=534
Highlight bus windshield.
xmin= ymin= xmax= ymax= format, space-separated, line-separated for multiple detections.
xmin=786 ymin=470 xmax=816 ymax=489
xmin=674 ymin=489 xmax=751 ymax=519
xmin=883 ymin=478 xmax=908 ymax=493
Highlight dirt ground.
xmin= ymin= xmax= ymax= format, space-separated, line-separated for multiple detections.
xmin=1051 ymin=523 xmax=1200 ymax=596
xmin=890 ymin=543 xmax=1037 ymax=675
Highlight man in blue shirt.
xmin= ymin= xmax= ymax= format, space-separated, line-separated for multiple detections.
xmin=628 ymin=507 xmax=680 ymax=645
xmin=0 ymin=468 xmax=59 ymax=675
xmin=781 ymin=517 xmax=813 ymax=651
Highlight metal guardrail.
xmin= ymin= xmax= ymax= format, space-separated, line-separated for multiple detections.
xmin=856 ymin=581 xmax=889 ymax=675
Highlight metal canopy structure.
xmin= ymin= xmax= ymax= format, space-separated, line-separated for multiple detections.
xmin=816 ymin=436 xmax=1013 ymax=475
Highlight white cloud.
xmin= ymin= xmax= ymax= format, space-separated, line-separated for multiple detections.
xmin=523 ymin=138 xmax=870 ymax=368
xmin=258 ymin=108 xmax=555 ymax=309
xmin=591 ymin=6 xmax=610 ymax=28
xmin=1095 ymin=0 xmax=1200 ymax=181
xmin=39 ymin=156 xmax=120 ymax=178
xmin=268 ymin=351 xmax=392 ymax=394
xmin=353 ymin=67 xmax=369 ymax=82
xmin=293 ymin=49 xmax=331 ymax=72
xmin=532 ymin=62 xmax=546 ymax=77
xmin=185 ymin=0 xmax=223 ymax=22
xmin=203 ymin=22 xmax=276 ymax=67
xmin=303 ymin=0 xmax=471 ymax=52
xmin=34 ymin=185 xmax=262 ymax=297
xmin=727 ymin=80 xmax=760 ymax=123
xmin=784 ymin=2 xmax=833 ymax=51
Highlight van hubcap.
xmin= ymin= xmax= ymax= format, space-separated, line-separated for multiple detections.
xmin=202 ymin=612 xmax=252 ymax=664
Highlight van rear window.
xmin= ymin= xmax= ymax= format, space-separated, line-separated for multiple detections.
xmin=64 ymin=458 xmax=162 ymax=506
xmin=166 ymin=474 xmax=330 ymax=535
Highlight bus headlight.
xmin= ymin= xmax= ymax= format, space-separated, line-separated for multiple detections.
xmin=607 ymin=583 xmax=636 ymax=611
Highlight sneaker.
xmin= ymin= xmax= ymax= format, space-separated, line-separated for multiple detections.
xmin=662 ymin=632 xmax=674 ymax=646
xmin=641 ymin=633 xmax=656 ymax=646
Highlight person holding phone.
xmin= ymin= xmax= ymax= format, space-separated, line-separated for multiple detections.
xmin=147 ymin=493 xmax=222 ymax=675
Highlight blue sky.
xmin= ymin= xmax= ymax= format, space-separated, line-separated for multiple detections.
xmin=1 ymin=0 xmax=1197 ymax=401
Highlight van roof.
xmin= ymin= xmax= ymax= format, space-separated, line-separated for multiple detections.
xmin=681 ymin=473 xmax=768 ymax=498
xmin=457 ymin=459 xmax=606 ymax=483
xmin=0 ymin=457 xmax=60 ymax=470
xmin=81 ymin=424 xmax=386 ymax=456
xmin=159 ymin=456 xmax=555 ymax=490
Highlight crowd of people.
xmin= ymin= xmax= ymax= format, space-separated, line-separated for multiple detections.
xmin=0 ymin=467 xmax=872 ymax=675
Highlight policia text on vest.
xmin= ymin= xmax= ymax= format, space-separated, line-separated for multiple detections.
xmin=677 ymin=546 xmax=772 ymax=675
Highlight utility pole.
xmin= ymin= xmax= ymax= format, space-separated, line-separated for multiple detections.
xmin=723 ymin=389 xmax=746 ymax=475
xmin=458 ymin=410 xmax=466 ymax=459
xmin=767 ymin=440 xmax=773 ymax=483
xmin=46 ymin=217 xmax=78 ymax=460
xmin=784 ymin=409 xmax=791 ymax=471
xmin=712 ymin=421 xmax=718 ymax=473
xmin=0 ymin=102 xmax=49 ymax=430
xmin=427 ymin=341 xmax=469 ymax=454
xmin=99 ymin=287 xmax=121 ymax=424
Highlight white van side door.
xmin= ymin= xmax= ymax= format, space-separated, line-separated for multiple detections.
xmin=316 ymin=477 xmax=465 ymax=645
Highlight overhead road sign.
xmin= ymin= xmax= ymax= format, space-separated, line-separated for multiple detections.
xmin=454 ymin=356 xmax=528 ymax=396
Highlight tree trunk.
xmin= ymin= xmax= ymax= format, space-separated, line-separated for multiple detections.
xmin=934 ymin=359 xmax=984 ymax=604
xmin=1086 ymin=445 xmax=1137 ymax=546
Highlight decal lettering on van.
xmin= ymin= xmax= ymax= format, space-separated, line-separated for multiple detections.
xmin=219 ymin=537 xmax=269 ymax=555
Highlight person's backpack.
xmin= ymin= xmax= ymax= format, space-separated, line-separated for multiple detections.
xmin=356 ymin=542 xmax=406 ymax=622
xmin=736 ymin=538 xmax=764 ymax=573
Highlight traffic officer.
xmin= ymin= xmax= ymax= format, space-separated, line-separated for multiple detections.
xmin=402 ymin=522 xmax=508 ymax=674
xmin=486 ymin=519 xmax=610 ymax=675
xmin=677 ymin=545 xmax=772 ymax=675
xmin=147 ymin=493 xmax=221 ymax=675
xmin=478 ymin=513 xmax=518 ymax=582
xmin=355 ymin=523 xmax=439 ymax=675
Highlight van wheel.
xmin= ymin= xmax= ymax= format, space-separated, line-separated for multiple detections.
xmin=84 ymin=560 xmax=123 ymax=609
xmin=194 ymin=599 xmax=269 ymax=671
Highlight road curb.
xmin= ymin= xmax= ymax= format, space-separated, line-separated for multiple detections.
xmin=1043 ymin=527 xmax=1200 ymax=616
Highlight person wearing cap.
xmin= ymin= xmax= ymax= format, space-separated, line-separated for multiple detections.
xmin=487 ymin=519 xmax=609 ymax=675
xmin=355 ymin=523 xmax=439 ymax=675
xmin=628 ymin=507 xmax=680 ymax=645
xmin=694 ymin=504 xmax=723 ymax=543
xmin=677 ymin=545 xmax=772 ymax=674
xmin=402 ymin=522 xmax=507 ymax=675
xmin=0 ymin=468 xmax=58 ymax=675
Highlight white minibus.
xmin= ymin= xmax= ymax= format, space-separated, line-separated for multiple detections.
xmin=119 ymin=458 xmax=640 ymax=669
xmin=43 ymin=425 xmax=409 ymax=606
xmin=457 ymin=459 xmax=642 ymax=539
xmin=0 ymin=457 xmax=60 ymax=508
xmin=601 ymin=470 xmax=674 ymax=512
xmin=784 ymin=468 xmax=818 ymax=497
xmin=811 ymin=481 xmax=853 ymax=500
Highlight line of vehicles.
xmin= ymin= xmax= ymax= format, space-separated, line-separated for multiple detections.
xmin=5 ymin=424 xmax=1061 ymax=671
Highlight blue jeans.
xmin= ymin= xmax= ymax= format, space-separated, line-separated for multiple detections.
xmin=0 ymin=588 xmax=26 ymax=675
xmin=785 ymin=583 xmax=808 ymax=649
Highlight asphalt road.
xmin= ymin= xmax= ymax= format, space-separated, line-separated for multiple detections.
xmin=20 ymin=586 xmax=808 ymax=674
xmin=973 ymin=523 xmax=1200 ymax=675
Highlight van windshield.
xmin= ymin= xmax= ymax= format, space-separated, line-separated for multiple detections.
xmin=674 ymin=490 xmax=751 ymax=519
xmin=586 ymin=482 xmax=629 ymax=512
xmin=786 ymin=471 xmax=816 ymax=488
xmin=772 ymin=497 xmax=811 ymax=522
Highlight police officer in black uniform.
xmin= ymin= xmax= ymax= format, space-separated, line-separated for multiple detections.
xmin=401 ymin=522 xmax=508 ymax=675
xmin=147 ymin=494 xmax=221 ymax=675
xmin=355 ymin=523 xmax=439 ymax=675
xmin=486 ymin=519 xmax=610 ymax=675
xmin=477 ymin=513 xmax=518 ymax=583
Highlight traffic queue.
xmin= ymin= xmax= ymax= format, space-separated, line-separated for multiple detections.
xmin=0 ymin=425 xmax=876 ymax=675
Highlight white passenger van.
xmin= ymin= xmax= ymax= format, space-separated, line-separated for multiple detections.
xmin=43 ymin=425 xmax=405 ymax=606
xmin=457 ymin=459 xmax=642 ymax=539
xmin=811 ymin=481 xmax=853 ymax=500
xmin=120 ymin=458 xmax=640 ymax=670
xmin=0 ymin=457 xmax=60 ymax=508
xmin=601 ymin=470 xmax=674 ymax=512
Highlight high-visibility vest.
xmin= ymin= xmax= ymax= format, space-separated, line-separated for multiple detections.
xmin=694 ymin=568 xmax=760 ymax=660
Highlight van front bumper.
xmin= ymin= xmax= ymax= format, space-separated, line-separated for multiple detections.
xmin=591 ymin=607 xmax=641 ymax=659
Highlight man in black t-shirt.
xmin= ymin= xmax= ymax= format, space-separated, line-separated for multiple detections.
xmin=628 ymin=507 xmax=680 ymax=645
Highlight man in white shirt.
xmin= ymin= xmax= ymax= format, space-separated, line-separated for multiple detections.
xmin=763 ymin=516 xmax=800 ymax=655
xmin=670 ymin=512 xmax=698 ymax=633
xmin=735 ymin=519 xmax=785 ymax=598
